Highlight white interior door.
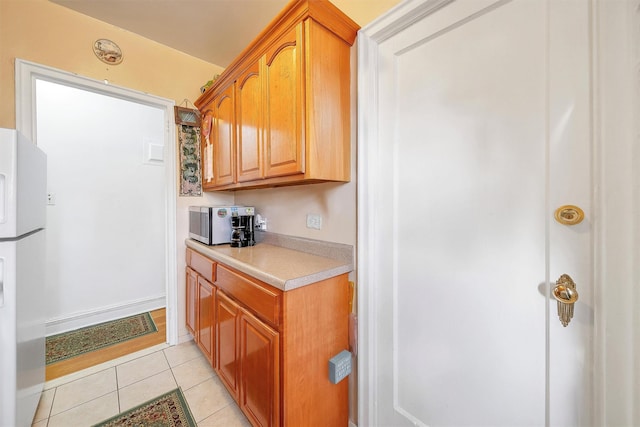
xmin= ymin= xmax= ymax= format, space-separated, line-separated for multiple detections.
xmin=357 ymin=0 xmax=593 ymax=425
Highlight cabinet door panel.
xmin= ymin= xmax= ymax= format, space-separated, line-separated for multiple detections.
xmin=214 ymin=85 xmax=236 ymax=186
xmin=197 ymin=277 xmax=215 ymax=365
xmin=217 ymin=291 xmax=240 ymax=399
xmin=186 ymin=267 xmax=198 ymax=336
xmin=200 ymin=111 xmax=216 ymax=189
xmin=264 ymin=24 xmax=304 ymax=178
xmin=240 ymin=308 xmax=280 ymax=427
xmin=237 ymin=62 xmax=264 ymax=182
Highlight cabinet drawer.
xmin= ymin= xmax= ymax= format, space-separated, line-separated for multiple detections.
xmin=186 ymin=248 xmax=216 ymax=282
xmin=216 ymin=265 xmax=281 ymax=327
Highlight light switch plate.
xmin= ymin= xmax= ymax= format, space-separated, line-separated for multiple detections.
xmin=148 ymin=143 xmax=164 ymax=161
xmin=306 ymin=214 xmax=322 ymax=230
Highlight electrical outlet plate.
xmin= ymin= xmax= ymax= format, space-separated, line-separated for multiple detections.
xmin=255 ymin=215 xmax=267 ymax=231
xmin=328 ymin=350 xmax=352 ymax=384
xmin=306 ymin=214 xmax=322 ymax=230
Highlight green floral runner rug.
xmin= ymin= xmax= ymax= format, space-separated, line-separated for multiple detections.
xmin=46 ymin=312 xmax=157 ymax=365
xmin=92 ymin=388 xmax=196 ymax=427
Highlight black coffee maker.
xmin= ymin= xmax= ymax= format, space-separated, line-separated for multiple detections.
xmin=230 ymin=207 xmax=255 ymax=248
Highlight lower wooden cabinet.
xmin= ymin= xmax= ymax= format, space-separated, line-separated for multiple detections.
xmin=216 ymin=291 xmax=240 ymax=399
xmin=216 ymin=289 xmax=281 ymax=427
xmin=239 ymin=306 xmax=280 ymax=427
xmin=185 ymin=266 xmax=216 ymax=366
xmin=185 ymin=267 xmax=198 ymax=335
xmin=186 ymin=247 xmax=349 ymax=427
xmin=197 ymin=276 xmax=215 ymax=364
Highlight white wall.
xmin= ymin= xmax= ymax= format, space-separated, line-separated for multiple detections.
xmin=234 ymin=181 xmax=356 ymax=246
xmin=36 ymin=79 xmax=166 ymax=333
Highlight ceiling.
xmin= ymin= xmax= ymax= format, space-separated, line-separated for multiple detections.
xmin=50 ymin=0 xmax=401 ymax=68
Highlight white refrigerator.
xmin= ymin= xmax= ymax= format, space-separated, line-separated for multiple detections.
xmin=0 ymin=128 xmax=46 ymax=427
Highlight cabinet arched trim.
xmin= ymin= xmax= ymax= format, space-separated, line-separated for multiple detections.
xmin=266 ymin=42 xmax=297 ymax=67
xmin=239 ymin=71 xmax=260 ymax=89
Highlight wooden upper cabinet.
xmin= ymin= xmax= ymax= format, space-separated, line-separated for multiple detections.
xmin=304 ymin=18 xmax=353 ymax=182
xmin=236 ymin=61 xmax=264 ymax=183
xmin=200 ymin=111 xmax=215 ymax=190
xmin=194 ymin=0 xmax=359 ymax=191
xmin=212 ymin=84 xmax=236 ymax=186
xmin=263 ymin=24 xmax=304 ymax=179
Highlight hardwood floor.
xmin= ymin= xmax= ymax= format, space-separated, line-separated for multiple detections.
xmin=45 ymin=308 xmax=167 ymax=381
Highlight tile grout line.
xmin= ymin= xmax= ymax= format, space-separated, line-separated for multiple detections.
xmin=40 ymin=387 xmax=56 ymax=426
xmin=114 ymin=364 xmax=121 ymax=414
xmin=161 ymin=347 xmax=180 ymax=391
xmin=163 ymin=348 xmax=205 ymax=394
xmin=47 ymin=387 xmax=57 ymax=426
xmin=166 ymin=348 xmax=221 ymax=424
xmin=46 ymin=374 xmax=118 ymax=424
xmin=115 ymin=350 xmax=173 ymax=390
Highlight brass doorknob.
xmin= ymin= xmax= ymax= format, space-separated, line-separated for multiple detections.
xmin=553 ymin=274 xmax=579 ymax=327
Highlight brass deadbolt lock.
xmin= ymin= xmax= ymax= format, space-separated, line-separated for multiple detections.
xmin=554 ymin=205 xmax=584 ymax=226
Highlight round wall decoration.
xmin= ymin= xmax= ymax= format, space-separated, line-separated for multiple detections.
xmin=93 ymin=39 xmax=123 ymax=65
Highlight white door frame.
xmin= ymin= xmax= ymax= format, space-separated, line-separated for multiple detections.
xmin=357 ymin=0 xmax=640 ymax=425
xmin=590 ymin=0 xmax=640 ymax=424
xmin=14 ymin=58 xmax=178 ymax=346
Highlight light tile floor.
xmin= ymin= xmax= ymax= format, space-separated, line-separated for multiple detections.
xmin=32 ymin=341 xmax=251 ymax=427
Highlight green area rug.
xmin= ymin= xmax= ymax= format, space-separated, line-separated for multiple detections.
xmin=46 ymin=312 xmax=157 ymax=364
xmin=92 ymin=388 xmax=196 ymax=427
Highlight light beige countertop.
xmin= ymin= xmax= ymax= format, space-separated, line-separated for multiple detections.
xmin=185 ymin=235 xmax=353 ymax=291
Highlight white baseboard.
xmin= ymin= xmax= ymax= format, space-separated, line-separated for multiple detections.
xmin=46 ymin=295 xmax=166 ymax=336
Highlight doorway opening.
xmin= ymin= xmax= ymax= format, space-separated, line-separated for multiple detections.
xmin=15 ymin=59 xmax=178 ymax=362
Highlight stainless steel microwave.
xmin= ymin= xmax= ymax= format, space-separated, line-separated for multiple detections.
xmin=188 ymin=206 xmax=233 ymax=245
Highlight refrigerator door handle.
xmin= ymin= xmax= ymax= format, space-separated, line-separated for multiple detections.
xmin=0 ymin=257 xmax=3 ymax=307
xmin=0 ymin=173 xmax=5 ymax=224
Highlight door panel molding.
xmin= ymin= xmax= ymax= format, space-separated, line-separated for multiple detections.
xmin=357 ymin=0 xmax=615 ymax=425
xmin=385 ymin=3 xmax=543 ymax=425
